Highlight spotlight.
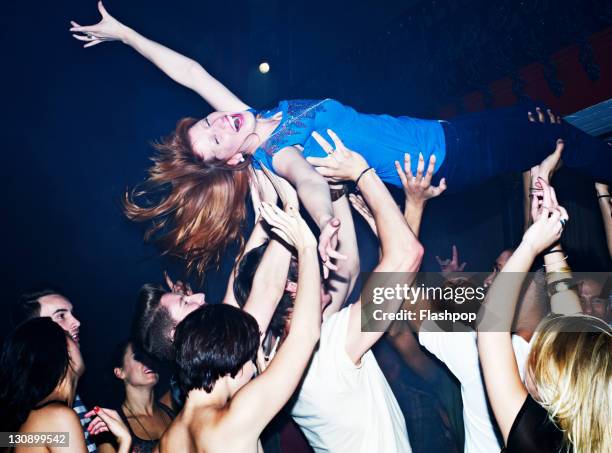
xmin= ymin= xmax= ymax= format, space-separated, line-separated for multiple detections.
xmin=259 ymin=62 xmax=270 ymax=74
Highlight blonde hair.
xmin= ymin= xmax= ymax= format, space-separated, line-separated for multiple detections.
xmin=528 ymin=314 xmax=611 ymax=453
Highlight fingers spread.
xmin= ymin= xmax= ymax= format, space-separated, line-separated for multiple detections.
xmin=311 ymin=131 xmax=333 ymax=154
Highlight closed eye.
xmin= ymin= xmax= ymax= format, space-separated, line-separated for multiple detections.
xmin=204 ymin=118 xmax=219 ymax=145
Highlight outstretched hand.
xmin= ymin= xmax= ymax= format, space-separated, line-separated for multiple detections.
xmin=436 ymin=245 xmax=466 ymax=274
xmin=524 ymin=178 xmax=568 ymax=254
xmin=307 ymin=130 xmax=369 ymax=182
xmin=258 ymin=202 xmax=317 ymax=252
xmin=395 ymin=153 xmax=446 ymax=205
xmin=70 ymin=2 xmax=125 ymax=48
xmin=317 ymin=218 xmax=347 ymax=278
xmin=85 ymin=407 xmax=131 ymax=445
xmin=164 ymin=271 xmax=193 ymax=296
xmin=529 ymin=139 xmax=564 ymax=190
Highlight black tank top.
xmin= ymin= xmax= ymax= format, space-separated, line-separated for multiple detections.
xmin=117 ymin=402 xmax=175 ymax=453
xmin=504 ymin=395 xmax=563 ymax=453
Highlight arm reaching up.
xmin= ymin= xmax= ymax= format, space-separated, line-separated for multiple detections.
xmin=395 ymin=152 xmax=447 ymax=237
xmin=70 ymin=2 xmax=249 ymax=112
xmin=595 ymin=182 xmax=612 ymax=259
xmin=226 ymin=202 xmax=321 ymax=436
xmin=308 ymin=130 xmax=424 ymax=364
xmin=478 ymin=180 xmax=572 ymax=442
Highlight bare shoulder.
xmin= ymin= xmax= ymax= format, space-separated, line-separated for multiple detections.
xmin=24 ymin=403 xmax=82 ymax=431
xmin=159 ymin=413 xmax=200 ymax=453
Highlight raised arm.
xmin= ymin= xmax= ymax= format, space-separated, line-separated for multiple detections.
xmin=70 ymin=2 xmax=249 ymax=112
xmin=595 ymin=182 xmax=612 ymax=259
xmin=227 ymin=203 xmax=321 ymax=435
xmin=308 ymin=130 xmax=424 ymax=363
xmin=395 ymin=152 xmax=446 ymax=237
xmin=273 ymin=146 xmax=344 ymax=277
xmin=477 ymin=180 xmax=570 ymax=442
xmin=322 ymin=183 xmax=360 ymax=319
xmin=242 ymin=172 xmax=297 ymax=339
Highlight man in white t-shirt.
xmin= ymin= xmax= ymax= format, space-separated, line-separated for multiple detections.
xmin=238 ymin=139 xmax=425 ymax=452
xmin=293 ymin=137 xmax=426 ymax=452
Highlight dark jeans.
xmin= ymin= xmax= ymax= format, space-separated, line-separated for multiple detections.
xmin=437 ymin=100 xmax=612 ymax=193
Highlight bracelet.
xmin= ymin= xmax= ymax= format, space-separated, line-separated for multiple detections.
xmin=355 ymin=167 xmax=375 ymax=189
xmin=597 ymin=194 xmax=611 ymax=199
xmin=547 ymin=278 xmax=576 ymax=298
xmin=543 ymin=248 xmax=563 ymax=257
xmin=330 ymin=185 xmax=348 ymax=202
xmin=542 ymin=255 xmax=568 ymax=267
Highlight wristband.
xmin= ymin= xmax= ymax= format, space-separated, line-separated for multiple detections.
xmin=543 ymin=255 xmax=568 ymax=268
xmin=597 ymin=194 xmax=611 ymax=199
xmin=543 ymin=248 xmax=563 ymax=257
xmin=547 ymin=278 xmax=575 ymax=298
xmin=355 ymin=167 xmax=374 ymax=189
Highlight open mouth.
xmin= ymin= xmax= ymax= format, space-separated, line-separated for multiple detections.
xmin=226 ymin=114 xmax=243 ymax=132
xmin=71 ymin=332 xmax=79 ymax=343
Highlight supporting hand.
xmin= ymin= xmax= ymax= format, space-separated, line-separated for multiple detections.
xmin=395 ymin=152 xmax=447 ymax=206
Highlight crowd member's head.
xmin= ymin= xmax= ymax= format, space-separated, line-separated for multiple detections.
xmin=112 ymin=340 xmax=159 ymax=391
xmin=483 ymin=248 xmax=515 ymax=288
xmin=0 ymin=317 xmax=84 ymax=431
xmin=578 ymin=277 xmax=610 ymax=322
xmin=132 ymin=284 xmax=205 ymax=363
xmin=526 ymin=314 xmax=611 ymax=453
xmin=12 ymin=287 xmax=81 ymax=344
xmin=173 ymin=304 xmax=259 ymax=397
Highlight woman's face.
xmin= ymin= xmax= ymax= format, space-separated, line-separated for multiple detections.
xmin=188 ymin=111 xmax=256 ymax=164
xmin=116 ymin=343 xmax=159 ymax=387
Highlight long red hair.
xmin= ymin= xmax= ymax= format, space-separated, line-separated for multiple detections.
xmin=123 ymin=117 xmax=251 ymax=275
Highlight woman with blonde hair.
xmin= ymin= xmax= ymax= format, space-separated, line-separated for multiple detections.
xmin=478 ymin=178 xmax=611 ymax=453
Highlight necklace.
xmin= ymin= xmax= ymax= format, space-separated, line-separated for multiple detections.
xmin=123 ymin=402 xmax=155 ymax=441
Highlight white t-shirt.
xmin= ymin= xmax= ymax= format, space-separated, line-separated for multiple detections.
xmin=290 ymin=306 xmax=412 ymax=453
xmin=419 ymin=320 xmax=531 ymax=453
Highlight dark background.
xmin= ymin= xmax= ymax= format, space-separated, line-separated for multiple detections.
xmin=2 ymin=0 xmax=610 ymax=407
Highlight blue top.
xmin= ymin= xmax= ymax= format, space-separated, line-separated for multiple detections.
xmin=252 ymin=99 xmax=446 ymax=187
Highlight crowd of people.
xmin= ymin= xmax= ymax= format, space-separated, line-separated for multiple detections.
xmin=1 ymin=2 xmax=611 ymax=453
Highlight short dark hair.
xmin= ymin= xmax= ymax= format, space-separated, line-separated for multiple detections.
xmin=132 ymin=284 xmax=176 ymax=363
xmin=233 ymin=241 xmax=295 ymax=339
xmin=174 ymin=304 xmax=259 ymax=395
xmin=0 ymin=317 xmax=70 ymax=431
xmin=11 ymin=286 xmax=67 ymax=328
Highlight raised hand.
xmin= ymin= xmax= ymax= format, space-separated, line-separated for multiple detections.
xmin=85 ymin=406 xmax=131 ymax=446
xmin=249 ymin=167 xmax=278 ymax=210
xmin=307 ymin=130 xmax=369 ymax=182
xmin=529 ymin=139 xmax=564 ymax=191
xmin=163 ymin=271 xmax=193 ymax=295
xmin=258 ymin=202 xmax=317 ymax=253
xmin=435 ymin=245 xmax=467 ymax=274
xmin=524 ymin=179 xmax=568 ymax=254
xmin=349 ymin=193 xmax=378 ymax=236
xmin=395 ymin=152 xmax=447 ymax=205
xmin=70 ymin=2 xmax=126 ymax=48
xmin=317 ymin=218 xmax=347 ymax=278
